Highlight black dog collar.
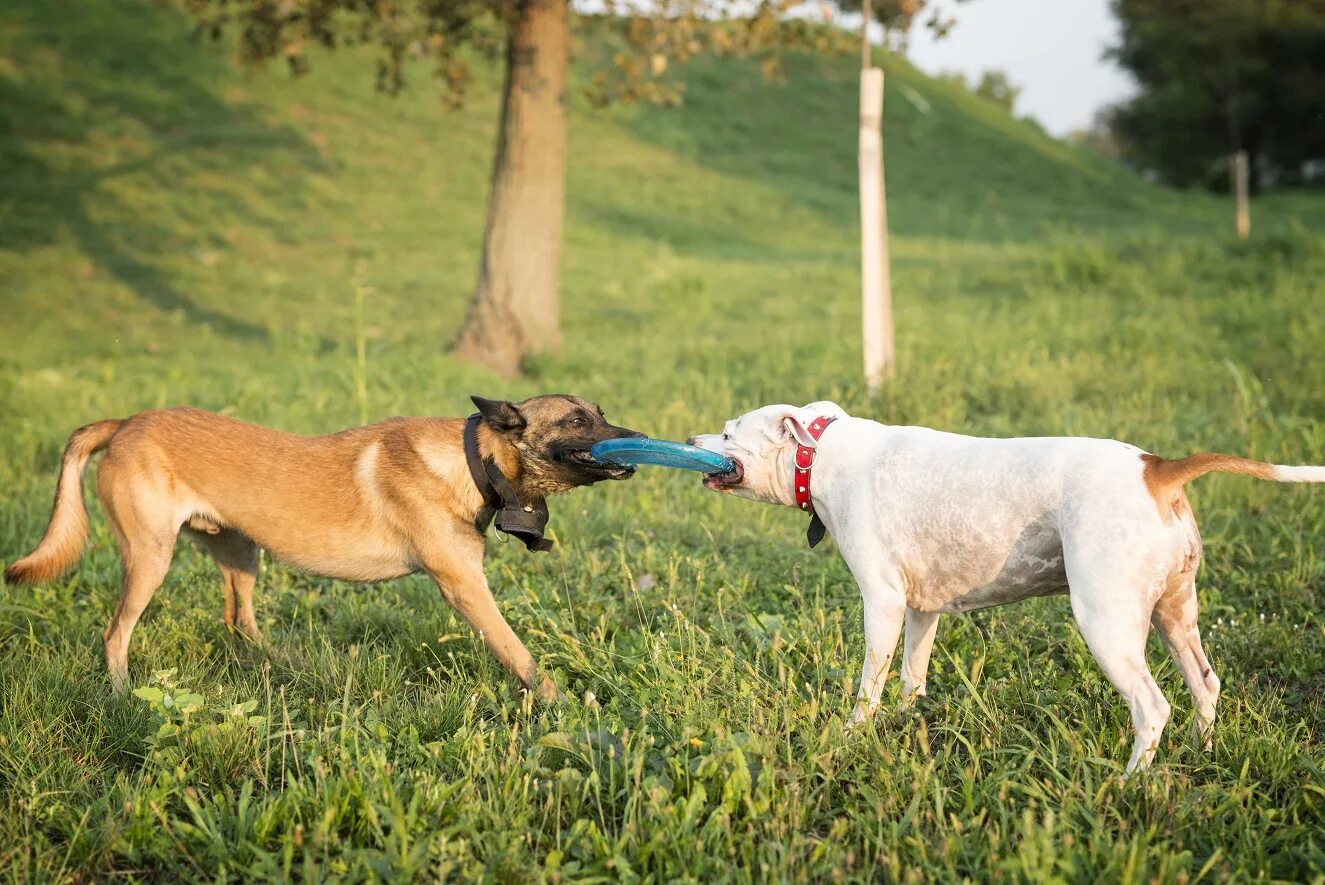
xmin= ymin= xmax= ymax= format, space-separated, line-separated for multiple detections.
xmin=463 ymin=414 xmax=553 ymax=552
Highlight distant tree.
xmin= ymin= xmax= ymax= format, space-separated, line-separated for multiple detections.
xmin=931 ymin=67 xmax=1018 ymax=114
xmin=973 ymin=69 xmax=1019 ymax=113
xmin=832 ymin=0 xmax=965 ymax=47
xmin=1067 ymin=114 xmax=1123 ymax=162
xmin=1106 ymin=0 xmax=1325 ymax=193
xmin=934 ymin=69 xmax=968 ymax=91
xmin=184 ymin=0 xmax=932 ymax=375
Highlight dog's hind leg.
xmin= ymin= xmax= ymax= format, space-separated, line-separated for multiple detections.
xmin=1063 ymin=542 xmax=1172 ymax=776
xmin=1153 ymin=572 xmax=1219 ymax=752
xmin=1072 ymin=597 xmax=1171 ymax=775
xmin=189 ymin=528 xmax=262 ymax=642
xmin=100 ymin=491 xmax=178 ymax=694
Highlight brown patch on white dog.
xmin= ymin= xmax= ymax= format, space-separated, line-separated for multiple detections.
xmin=1141 ymin=452 xmax=1277 ymax=522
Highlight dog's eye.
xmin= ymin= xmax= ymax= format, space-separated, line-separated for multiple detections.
xmin=569 ymin=414 xmax=588 ymax=427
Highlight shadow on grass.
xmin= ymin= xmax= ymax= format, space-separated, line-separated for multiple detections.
xmin=0 ymin=0 xmax=323 ymax=344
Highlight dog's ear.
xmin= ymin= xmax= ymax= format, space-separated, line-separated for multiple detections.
xmin=781 ymin=412 xmax=817 ymax=447
xmin=471 ymin=396 xmax=526 ymax=434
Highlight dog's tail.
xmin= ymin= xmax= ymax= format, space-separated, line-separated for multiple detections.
xmin=1143 ymin=451 xmax=1325 ymax=500
xmin=4 ymin=419 xmax=123 ymax=586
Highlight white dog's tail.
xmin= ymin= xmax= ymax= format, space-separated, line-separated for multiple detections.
xmin=1273 ymin=464 xmax=1325 ymax=483
xmin=1144 ymin=451 xmax=1325 ymax=500
xmin=4 ymin=419 xmax=123 ymax=586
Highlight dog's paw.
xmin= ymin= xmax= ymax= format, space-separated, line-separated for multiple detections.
xmin=846 ymin=703 xmax=876 ymax=730
xmin=900 ymin=685 xmax=926 ymax=710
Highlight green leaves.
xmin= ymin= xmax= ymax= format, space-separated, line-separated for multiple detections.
xmin=132 ymin=686 xmax=165 ymax=704
xmin=181 ymin=0 xmax=902 ymax=111
xmin=131 ymin=672 xmax=267 ymax=788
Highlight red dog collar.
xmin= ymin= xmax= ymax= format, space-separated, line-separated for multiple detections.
xmin=793 ymin=415 xmax=837 ymax=547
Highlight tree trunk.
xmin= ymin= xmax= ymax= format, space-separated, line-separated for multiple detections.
xmin=454 ymin=0 xmax=568 ymax=376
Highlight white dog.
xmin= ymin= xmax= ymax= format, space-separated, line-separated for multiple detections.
xmin=689 ymin=402 xmax=1325 ymax=774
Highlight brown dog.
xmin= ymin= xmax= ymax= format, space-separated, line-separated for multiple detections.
xmin=5 ymin=395 xmax=642 ymax=697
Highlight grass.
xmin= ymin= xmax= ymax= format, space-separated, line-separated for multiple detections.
xmin=1 ymin=0 xmax=1323 ymax=879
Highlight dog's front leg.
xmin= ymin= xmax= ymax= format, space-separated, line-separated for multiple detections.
xmin=843 ymin=554 xmax=907 ymax=725
xmin=901 ymin=609 xmax=940 ymax=705
xmin=423 ymin=548 xmax=557 ymax=702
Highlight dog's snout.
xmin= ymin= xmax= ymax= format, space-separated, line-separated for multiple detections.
xmin=605 ymin=422 xmax=646 ymax=440
xmin=686 ymin=436 xmax=698 ymax=446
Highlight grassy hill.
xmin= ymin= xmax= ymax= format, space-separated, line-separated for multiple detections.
xmin=1 ymin=0 xmax=1323 ymax=879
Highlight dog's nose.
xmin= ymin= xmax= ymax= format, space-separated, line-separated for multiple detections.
xmin=629 ymin=430 xmax=647 ymax=439
xmin=685 ymin=436 xmax=698 ymax=446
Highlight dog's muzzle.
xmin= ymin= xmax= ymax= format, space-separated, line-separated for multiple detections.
xmin=703 ymin=457 xmax=744 ymax=491
xmin=564 ymin=448 xmax=637 ymax=479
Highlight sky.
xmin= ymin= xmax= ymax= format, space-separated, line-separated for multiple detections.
xmin=900 ymin=0 xmax=1136 ymax=136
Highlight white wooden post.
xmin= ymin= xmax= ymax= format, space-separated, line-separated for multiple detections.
xmin=1232 ymin=150 xmax=1250 ymax=239
xmin=859 ymin=15 xmax=893 ymax=391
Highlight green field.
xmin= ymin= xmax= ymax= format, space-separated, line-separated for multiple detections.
xmin=3 ymin=0 xmax=1324 ymax=879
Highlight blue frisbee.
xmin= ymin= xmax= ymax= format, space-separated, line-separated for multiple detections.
xmin=591 ymin=438 xmax=735 ymax=475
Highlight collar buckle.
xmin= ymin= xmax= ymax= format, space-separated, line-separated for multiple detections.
xmin=794 ymin=447 xmax=816 ymax=471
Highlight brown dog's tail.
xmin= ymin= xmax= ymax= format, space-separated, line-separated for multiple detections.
xmin=1143 ymin=452 xmax=1325 ymax=518
xmin=5 ymin=419 xmax=123 ymax=585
